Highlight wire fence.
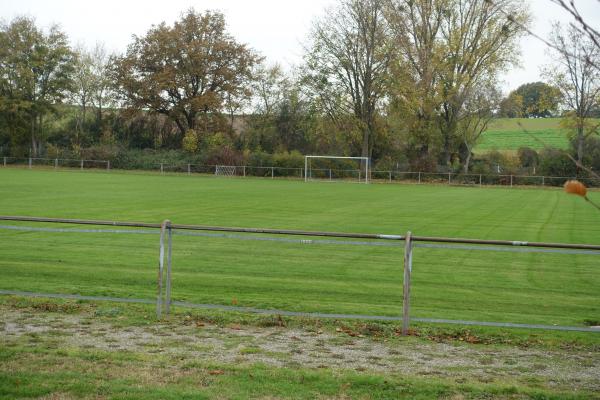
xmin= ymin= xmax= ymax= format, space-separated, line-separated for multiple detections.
xmin=3 ymin=156 xmax=599 ymax=188
xmin=1 ymin=215 xmax=599 ymax=334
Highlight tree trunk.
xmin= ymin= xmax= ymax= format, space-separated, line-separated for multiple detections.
xmin=442 ymin=134 xmax=452 ymax=166
xmin=577 ymin=124 xmax=584 ymax=164
xmin=97 ymin=97 xmax=103 ymax=128
xmin=361 ymin=126 xmax=370 ymax=159
xmin=463 ymin=149 xmax=472 ymax=174
xmin=186 ymin=111 xmax=196 ymax=133
xmin=31 ymin=114 xmax=37 ymax=157
xmin=81 ymin=100 xmax=87 ymax=141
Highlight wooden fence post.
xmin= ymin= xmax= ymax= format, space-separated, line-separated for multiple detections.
xmin=402 ymin=231 xmax=413 ymax=336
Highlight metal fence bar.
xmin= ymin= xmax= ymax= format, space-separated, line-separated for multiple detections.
xmin=414 ymin=242 xmax=600 ymax=256
xmin=1 ymin=289 xmax=598 ymax=333
xmin=402 ymin=231 xmax=413 ymax=336
xmin=1 ymin=216 xmax=600 ymax=333
xmin=0 ymin=225 xmax=157 ymax=235
xmin=157 ymin=220 xmax=167 ymax=318
xmin=7 ymin=157 xmax=600 ymax=187
xmin=2 ymin=215 xmax=598 ymax=251
xmin=174 ymin=230 xmax=403 ymax=247
xmin=166 ymin=223 xmax=173 ymax=315
xmin=4 ymin=224 xmax=597 ymax=256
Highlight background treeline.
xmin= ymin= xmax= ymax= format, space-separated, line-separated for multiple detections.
xmin=0 ymin=0 xmax=598 ymax=175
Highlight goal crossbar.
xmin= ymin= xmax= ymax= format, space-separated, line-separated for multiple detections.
xmin=304 ymin=156 xmax=370 ymax=183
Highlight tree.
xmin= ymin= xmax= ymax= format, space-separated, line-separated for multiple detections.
xmin=386 ymin=0 xmax=529 ymax=168
xmin=89 ymin=43 xmax=115 ymax=131
xmin=71 ymin=45 xmax=96 ymax=150
xmin=498 ymin=92 xmax=524 ymax=117
xmin=303 ymin=0 xmax=394 ymax=160
xmin=549 ymin=0 xmax=600 ymax=59
xmin=0 ymin=16 xmax=75 ymax=156
xmin=385 ymin=0 xmax=446 ymax=169
xmin=503 ymin=82 xmax=562 ymax=118
xmin=544 ymin=23 xmax=600 ymax=164
xmin=458 ymin=82 xmax=501 ymax=172
xmin=244 ymin=64 xmax=290 ymax=152
xmin=438 ymin=0 xmax=528 ymax=165
xmin=112 ymin=9 xmax=260 ymax=143
xmin=252 ymin=64 xmax=288 ymax=117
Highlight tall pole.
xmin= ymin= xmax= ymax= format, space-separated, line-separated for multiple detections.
xmin=166 ymin=223 xmax=173 ymax=315
xmin=157 ymin=220 xmax=167 ymax=318
xmin=304 ymin=157 xmax=308 ymax=182
xmin=402 ymin=231 xmax=413 ymax=336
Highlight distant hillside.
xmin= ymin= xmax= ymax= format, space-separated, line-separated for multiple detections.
xmin=476 ymin=118 xmax=570 ymax=153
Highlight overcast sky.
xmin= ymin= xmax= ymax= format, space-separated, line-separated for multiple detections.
xmin=1 ymin=0 xmax=599 ymax=94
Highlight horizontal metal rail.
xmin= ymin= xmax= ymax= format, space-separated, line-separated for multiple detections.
xmin=1 ymin=289 xmax=598 ymax=333
xmin=4 ymin=224 xmax=599 ymax=255
xmin=1 ymin=215 xmax=599 ymax=251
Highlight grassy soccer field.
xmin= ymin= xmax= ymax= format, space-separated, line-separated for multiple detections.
xmin=0 ymin=168 xmax=599 ymax=328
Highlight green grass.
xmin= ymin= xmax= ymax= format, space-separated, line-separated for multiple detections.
xmin=3 ymin=342 xmax=585 ymax=400
xmin=476 ymin=118 xmax=570 ymax=152
xmin=0 ymin=168 xmax=599 ymax=328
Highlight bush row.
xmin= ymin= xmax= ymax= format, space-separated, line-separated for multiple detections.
xmin=36 ymin=138 xmax=600 ymax=185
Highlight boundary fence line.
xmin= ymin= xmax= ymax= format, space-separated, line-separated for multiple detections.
xmin=2 ymin=157 xmax=599 ymax=188
xmin=1 ymin=289 xmax=598 ymax=333
xmin=1 ymin=215 xmax=599 ymax=334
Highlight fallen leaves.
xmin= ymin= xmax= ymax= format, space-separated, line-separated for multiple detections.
xmin=208 ymin=369 xmax=225 ymax=376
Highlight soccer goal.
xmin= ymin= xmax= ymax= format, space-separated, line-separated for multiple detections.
xmin=215 ymin=165 xmax=237 ymax=177
xmin=304 ymin=156 xmax=370 ymax=184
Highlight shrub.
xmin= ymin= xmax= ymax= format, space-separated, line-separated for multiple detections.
xmin=538 ymin=148 xmax=576 ymax=177
xmin=518 ymin=147 xmax=539 ymax=168
xmin=182 ymin=130 xmax=199 ymax=154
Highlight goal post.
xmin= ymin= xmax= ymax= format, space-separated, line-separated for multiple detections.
xmin=215 ymin=165 xmax=237 ymax=177
xmin=304 ymin=156 xmax=370 ymax=184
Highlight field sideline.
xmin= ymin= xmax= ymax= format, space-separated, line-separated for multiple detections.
xmin=1 ymin=169 xmax=599 ymax=328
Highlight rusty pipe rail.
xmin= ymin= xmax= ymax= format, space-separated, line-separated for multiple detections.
xmin=1 ymin=215 xmax=599 ymax=251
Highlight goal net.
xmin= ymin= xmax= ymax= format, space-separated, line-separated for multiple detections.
xmin=304 ymin=156 xmax=370 ymax=184
xmin=215 ymin=165 xmax=237 ymax=177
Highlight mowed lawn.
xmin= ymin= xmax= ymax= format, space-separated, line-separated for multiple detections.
xmin=0 ymin=168 xmax=599 ymax=327
xmin=476 ymin=118 xmax=570 ymax=152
